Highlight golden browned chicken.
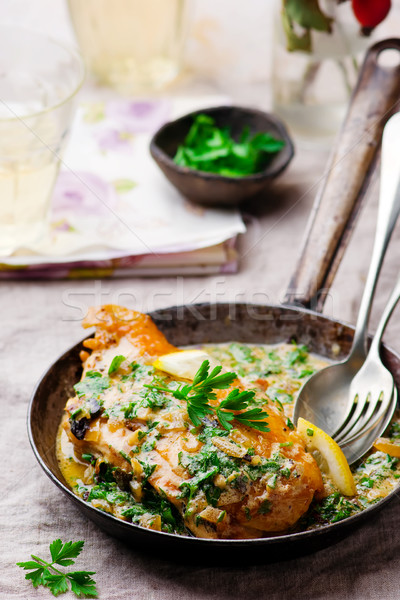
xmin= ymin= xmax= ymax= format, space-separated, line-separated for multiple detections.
xmin=59 ymin=305 xmax=323 ymax=539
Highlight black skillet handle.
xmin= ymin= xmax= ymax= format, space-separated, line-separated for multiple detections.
xmin=284 ymin=38 xmax=400 ymax=312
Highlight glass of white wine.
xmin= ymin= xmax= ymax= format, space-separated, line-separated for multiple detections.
xmin=0 ymin=25 xmax=84 ymax=255
xmin=67 ymin=0 xmax=189 ymax=93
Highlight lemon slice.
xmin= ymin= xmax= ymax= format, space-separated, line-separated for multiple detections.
xmin=297 ymin=417 xmax=356 ymax=496
xmin=373 ymin=437 xmax=400 ymax=457
xmin=153 ymin=349 xmax=220 ymax=380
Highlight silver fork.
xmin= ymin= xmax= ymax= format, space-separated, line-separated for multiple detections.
xmin=333 ymin=274 xmax=400 ymax=464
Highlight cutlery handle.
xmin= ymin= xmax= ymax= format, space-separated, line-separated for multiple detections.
xmin=350 ymin=112 xmax=400 ymax=362
xmin=370 ymin=270 xmax=400 ymax=356
xmin=285 ymin=39 xmax=400 ymax=311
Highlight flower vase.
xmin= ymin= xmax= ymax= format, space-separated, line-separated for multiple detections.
xmin=271 ymin=0 xmax=370 ymax=142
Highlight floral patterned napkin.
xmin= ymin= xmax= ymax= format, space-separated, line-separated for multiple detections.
xmin=0 ymin=97 xmax=245 ymax=278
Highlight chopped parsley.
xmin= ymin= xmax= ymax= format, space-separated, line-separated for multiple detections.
xmin=173 ymin=114 xmax=285 ymax=178
xmin=286 ymin=418 xmax=295 ymax=430
xmin=268 ymin=387 xmax=293 ymax=405
xmin=228 ymin=343 xmax=256 ymax=364
xmin=285 ymin=343 xmax=309 ymax=367
xmin=263 ymin=364 xmax=282 ymax=376
xmin=315 ymin=493 xmax=360 ymax=524
xmin=258 ymin=499 xmax=272 ymax=515
xmin=121 ymin=364 xmax=154 ymax=382
xmin=108 ymin=355 xmax=126 ymax=375
xmin=388 ymin=422 xmax=400 ymax=441
xmin=138 ymin=461 xmax=157 ymax=482
xmin=74 ymin=371 xmax=110 ymax=400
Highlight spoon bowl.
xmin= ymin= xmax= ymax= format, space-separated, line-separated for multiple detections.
xmin=293 ymin=357 xmax=363 ymax=436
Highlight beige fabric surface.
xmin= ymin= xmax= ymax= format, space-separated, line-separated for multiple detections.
xmin=2 ymin=138 xmax=400 ymax=600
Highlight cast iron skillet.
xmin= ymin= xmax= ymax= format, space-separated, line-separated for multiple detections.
xmin=28 ymin=40 xmax=400 ymax=563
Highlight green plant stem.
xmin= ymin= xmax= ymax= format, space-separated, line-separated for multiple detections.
xmin=30 ymin=555 xmax=64 ymax=576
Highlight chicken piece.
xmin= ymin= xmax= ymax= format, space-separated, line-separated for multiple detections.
xmin=61 ymin=305 xmax=323 ymax=538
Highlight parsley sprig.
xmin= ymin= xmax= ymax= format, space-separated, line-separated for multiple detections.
xmin=147 ymin=360 xmax=269 ymax=432
xmin=17 ymin=539 xmax=97 ymax=598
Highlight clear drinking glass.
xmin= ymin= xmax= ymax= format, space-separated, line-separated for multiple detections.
xmin=67 ymin=0 xmax=189 ymax=93
xmin=0 ymin=25 xmax=84 ymax=254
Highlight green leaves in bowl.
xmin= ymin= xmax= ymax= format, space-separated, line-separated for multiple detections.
xmin=173 ymin=114 xmax=285 ymax=178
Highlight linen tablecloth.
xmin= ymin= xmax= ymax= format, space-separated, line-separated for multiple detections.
xmin=3 ymin=138 xmax=400 ymax=599
xmin=3 ymin=0 xmax=400 ymax=597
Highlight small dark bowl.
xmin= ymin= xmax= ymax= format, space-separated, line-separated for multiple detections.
xmin=150 ymin=105 xmax=295 ymax=207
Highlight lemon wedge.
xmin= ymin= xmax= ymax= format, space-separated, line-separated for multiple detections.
xmin=297 ymin=417 xmax=356 ymax=496
xmin=373 ymin=437 xmax=400 ymax=457
xmin=153 ymin=349 xmax=220 ymax=380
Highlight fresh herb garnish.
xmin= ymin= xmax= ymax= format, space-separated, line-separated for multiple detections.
xmin=138 ymin=460 xmax=157 ymax=482
xmin=229 ymin=343 xmax=256 ymax=364
xmin=74 ymin=371 xmax=110 ymax=399
xmin=258 ymin=499 xmax=272 ymax=515
xmin=286 ymin=342 xmax=309 ymax=367
xmin=17 ymin=539 xmax=97 ymax=598
xmin=121 ymin=363 xmax=154 ymax=382
xmin=108 ymin=355 xmax=126 ymax=375
xmin=87 ymin=481 xmax=132 ymax=505
xmin=286 ymin=418 xmax=295 ymax=430
xmin=299 ymin=368 xmax=315 ymax=378
xmin=268 ymin=387 xmax=293 ymax=405
xmin=263 ymin=364 xmax=282 ymax=376
xmin=140 ymin=388 xmax=167 ymax=410
xmin=121 ymin=487 xmax=184 ymax=533
xmin=388 ymin=422 xmax=400 ymax=441
xmin=268 ymin=474 xmax=278 ymax=489
xmin=360 ymin=477 xmax=374 ymax=489
xmin=315 ymin=493 xmax=359 ymax=524
xmin=217 ymin=389 xmax=270 ymax=432
xmin=173 ymin=114 xmax=285 ymax=178
xmin=147 ymin=360 xmax=269 ymax=432
xmin=81 ymin=453 xmax=95 ymax=465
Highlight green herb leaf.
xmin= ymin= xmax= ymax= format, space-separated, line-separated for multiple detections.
xmin=286 ymin=418 xmax=295 ymax=430
xmin=147 ymin=360 xmax=269 ymax=433
xmin=17 ymin=540 xmax=97 ymax=598
xmin=68 ymin=572 xmax=98 ymax=598
xmin=258 ymin=499 xmax=272 ymax=514
xmin=286 ymin=343 xmax=309 ymax=367
xmin=74 ymin=372 xmax=110 ymax=399
xmin=314 ymin=492 xmax=359 ymax=524
xmin=220 ymin=388 xmax=256 ymax=411
xmin=51 ymin=540 xmax=84 ymax=566
xmin=284 ymin=0 xmax=333 ymax=33
xmin=17 ymin=560 xmax=43 ymax=570
xmin=138 ymin=461 xmax=157 ymax=482
xmin=44 ymin=573 xmax=70 ymax=596
xmin=232 ymin=408 xmax=270 ymax=432
xmin=173 ymin=115 xmax=285 ymax=177
xmin=108 ymin=355 xmax=126 ymax=376
xmin=25 ymin=567 xmax=46 ymax=587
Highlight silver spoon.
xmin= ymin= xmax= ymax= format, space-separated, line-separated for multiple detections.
xmin=293 ymin=111 xmax=400 ymax=435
